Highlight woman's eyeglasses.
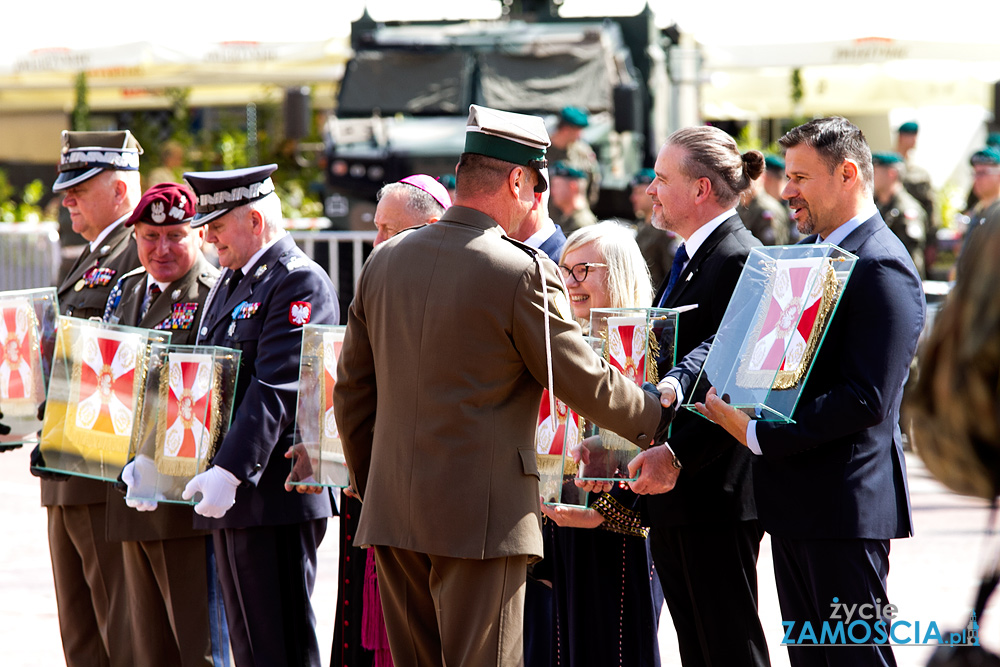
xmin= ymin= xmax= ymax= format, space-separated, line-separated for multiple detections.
xmin=559 ymin=262 xmax=608 ymax=282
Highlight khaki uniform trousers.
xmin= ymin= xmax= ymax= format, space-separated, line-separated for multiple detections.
xmin=374 ymin=545 xmax=528 ymax=667
xmin=47 ymin=503 xmax=133 ymax=667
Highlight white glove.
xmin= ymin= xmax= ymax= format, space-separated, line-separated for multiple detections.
xmin=123 ymin=455 xmax=161 ymax=512
xmin=182 ymin=466 xmax=240 ymax=518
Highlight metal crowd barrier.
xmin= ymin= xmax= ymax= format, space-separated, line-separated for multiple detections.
xmin=289 ymin=230 xmax=376 ymax=321
xmin=0 ymin=222 xmax=61 ymax=291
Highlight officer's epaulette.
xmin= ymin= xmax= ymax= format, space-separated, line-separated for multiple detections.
xmin=197 ymin=270 xmax=218 ymax=289
xmin=279 ymin=250 xmax=313 ymax=272
xmin=501 ymin=235 xmax=540 ymax=259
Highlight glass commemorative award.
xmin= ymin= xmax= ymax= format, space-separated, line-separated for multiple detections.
xmin=681 ymin=244 xmax=857 ymax=423
xmin=0 ymin=287 xmax=58 ymax=446
xmin=288 ymin=324 xmax=349 ymax=488
xmin=37 ymin=316 xmax=170 ymax=481
xmin=536 ymin=383 xmax=588 ymax=508
xmin=577 ymin=308 xmax=679 ymax=483
xmin=125 ymin=344 xmax=241 ymax=505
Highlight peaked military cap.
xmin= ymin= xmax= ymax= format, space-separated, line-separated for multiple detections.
xmin=464 ymin=104 xmax=550 ymax=192
xmin=560 ymin=106 xmax=589 ymax=128
xmin=898 ymin=121 xmax=919 ymax=135
xmin=53 ymin=130 xmax=143 ymax=193
xmin=872 ymin=152 xmax=904 ymax=166
xmin=126 ymin=182 xmax=196 ymax=227
xmin=183 ymin=164 xmax=278 ymax=227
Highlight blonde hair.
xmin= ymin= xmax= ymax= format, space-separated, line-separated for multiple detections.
xmin=560 ymin=220 xmax=652 ymax=312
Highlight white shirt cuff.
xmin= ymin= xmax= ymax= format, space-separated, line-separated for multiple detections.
xmin=746 ymin=421 xmax=762 ymax=456
xmin=664 ymin=376 xmax=684 ymax=408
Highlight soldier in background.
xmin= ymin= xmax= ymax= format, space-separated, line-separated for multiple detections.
xmin=957 ymin=147 xmax=1000 ymax=276
xmin=737 ymin=168 xmax=790 ymax=247
xmin=546 ymin=106 xmax=600 ymax=208
xmin=629 ymin=167 xmax=678 ymax=289
xmin=895 ymin=122 xmax=938 ymax=268
xmin=873 ymin=152 xmax=927 ymax=278
xmin=549 ymin=161 xmax=597 ymax=235
xmin=762 ymin=154 xmax=787 ymax=203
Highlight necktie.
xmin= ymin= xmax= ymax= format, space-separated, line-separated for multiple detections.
xmin=661 ymin=243 xmax=689 ymax=303
xmin=139 ymin=284 xmax=161 ymax=321
xmin=226 ymin=270 xmax=243 ymax=301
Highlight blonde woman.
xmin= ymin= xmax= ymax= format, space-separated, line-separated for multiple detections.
xmin=536 ymin=220 xmax=663 ymax=667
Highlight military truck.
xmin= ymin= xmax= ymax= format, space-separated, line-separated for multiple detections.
xmin=321 ymin=5 xmax=669 ymax=229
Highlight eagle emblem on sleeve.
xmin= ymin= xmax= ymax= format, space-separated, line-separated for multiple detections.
xmin=289 ymin=301 xmax=312 ymax=326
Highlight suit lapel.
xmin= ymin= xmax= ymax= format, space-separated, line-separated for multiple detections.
xmin=58 ymin=224 xmax=134 ymax=298
xmin=121 ymin=276 xmax=145 ymax=327
xmin=662 ymin=215 xmax=742 ymax=308
xmin=58 ymin=245 xmax=98 ymax=298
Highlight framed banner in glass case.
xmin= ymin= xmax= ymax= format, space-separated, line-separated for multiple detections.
xmin=536 ymin=386 xmax=591 ymax=508
xmin=125 ymin=344 xmax=241 ymax=505
xmin=288 ymin=324 xmax=349 ymax=488
xmin=681 ymin=244 xmax=857 ymax=423
xmin=0 ymin=287 xmax=57 ymax=446
xmin=572 ymin=308 xmax=679 ymax=483
xmin=38 ymin=317 xmax=170 ymax=481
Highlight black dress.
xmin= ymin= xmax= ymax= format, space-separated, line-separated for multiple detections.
xmin=541 ymin=487 xmax=664 ymax=667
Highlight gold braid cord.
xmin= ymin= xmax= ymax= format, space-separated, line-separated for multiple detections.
xmin=591 ymin=492 xmax=649 ymax=539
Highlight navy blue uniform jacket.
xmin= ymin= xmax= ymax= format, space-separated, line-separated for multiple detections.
xmin=195 ymin=234 xmax=339 ymax=530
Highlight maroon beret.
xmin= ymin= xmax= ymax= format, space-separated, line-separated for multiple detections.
xmin=125 ymin=182 xmax=197 ymax=227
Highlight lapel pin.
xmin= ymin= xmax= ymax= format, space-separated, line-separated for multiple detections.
xmin=254 ymin=264 xmax=268 ymax=279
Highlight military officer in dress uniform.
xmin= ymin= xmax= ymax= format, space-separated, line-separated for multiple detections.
xmin=333 ymin=104 xmax=671 ymax=667
xmin=873 ymin=152 xmax=927 ymax=278
xmin=107 ymin=182 xmax=228 ymax=666
xmin=31 ymin=130 xmax=144 ymax=667
xmin=183 ymin=164 xmax=339 ymax=667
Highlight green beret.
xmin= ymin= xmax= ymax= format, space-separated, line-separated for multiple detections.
xmin=898 ymin=121 xmax=919 ymax=135
xmin=764 ymin=154 xmax=784 ymax=172
xmin=551 ymin=161 xmax=587 ymax=180
xmin=872 ymin=152 xmax=904 ymax=166
xmin=437 ymin=173 xmax=456 ymax=190
xmin=970 ymin=147 xmax=1000 ymax=166
xmin=987 ymin=133 xmax=1000 ymax=148
xmin=560 ymin=106 xmax=589 ymax=128
xmin=629 ymin=168 xmax=656 ymax=187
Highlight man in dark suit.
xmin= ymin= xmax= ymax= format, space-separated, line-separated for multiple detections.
xmin=694 ymin=117 xmax=925 ymax=667
xmin=183 ymin=164 xmax=340 ymax=666
xmin=33 ymin=129 xmax=144 ymax=667
xmin=629 ymin=126 xmax=771 ymax=667
xmin=108 ymin=182 xmax=226 ymax=666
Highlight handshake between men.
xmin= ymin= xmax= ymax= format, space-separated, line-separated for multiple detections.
xmin=568 ymin=378 xmax=681 ymax=498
